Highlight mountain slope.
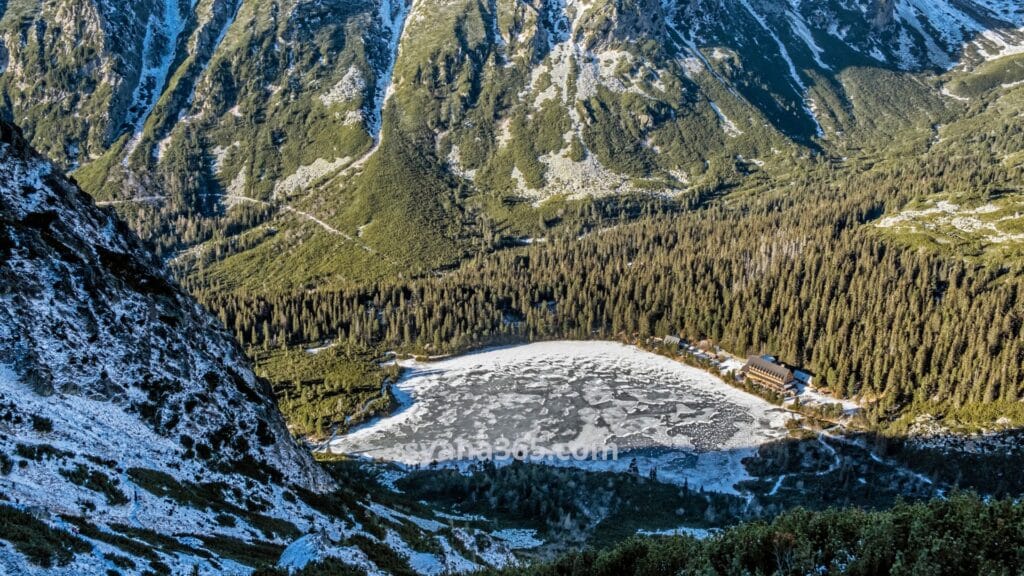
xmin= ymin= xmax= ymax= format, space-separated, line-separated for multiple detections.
xmin=0 ymin=120 xmax=514 ymax=574
xmin=2 ymin=0 xmax=1024 ymax=287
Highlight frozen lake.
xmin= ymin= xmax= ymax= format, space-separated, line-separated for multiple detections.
xmin=327 ymin=341 xmax=792 ymax=494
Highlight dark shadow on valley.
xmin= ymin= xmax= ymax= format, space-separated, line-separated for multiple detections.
xmin=336 ymin=425 xmax=1024 ymax=549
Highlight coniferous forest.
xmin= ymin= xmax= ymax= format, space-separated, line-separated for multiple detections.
xmin=477 ymin=494 xmax=1024 ymax=576
xmin=8 ymin=0 xmax=1024 ymax=573
xmin=189 ymin=147 xmax=1024 ymax=432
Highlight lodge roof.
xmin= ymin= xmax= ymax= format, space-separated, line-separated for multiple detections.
xmin=743 ymin=355 xmax=794 ymax=382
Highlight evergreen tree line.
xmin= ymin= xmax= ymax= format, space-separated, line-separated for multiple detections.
xmin=187 ymin=145 xmax=1024 ymax=424
xmin=476 ymin=493 xmax=1024 ymax=576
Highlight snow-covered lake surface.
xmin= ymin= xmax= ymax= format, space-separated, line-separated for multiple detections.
xmin=327 ymin=341 xmax=792 ymax=494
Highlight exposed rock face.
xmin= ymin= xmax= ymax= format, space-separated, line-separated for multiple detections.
xmin=3 ymin=0 xmax=1021 ymax=183
xmin=0 ymin=0 xmax=245 ymax=167
xmin=0 ymin=119 xmax=516 ymax=574
xmin=872 ymin=0 xmax=898 ymax=28
xmin=0 ymin=119 xmax=328 ymax=490
xmin=2 ymin=0 xmax=1024 ymax=291
xmin=0 ymin=120 xmax=335 ymax=572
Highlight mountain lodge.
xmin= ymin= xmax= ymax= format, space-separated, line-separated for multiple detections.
xmin=741 ymin=356 xmax=796 ymax=395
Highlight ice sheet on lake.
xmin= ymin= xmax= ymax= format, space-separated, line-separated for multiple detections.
xmin=328 ymin=341 xmax=791 ymax=494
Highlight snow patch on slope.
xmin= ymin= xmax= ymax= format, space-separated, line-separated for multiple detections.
xmin=894 ymin=0 xmax=954 ymax=68
xmin=737 ymin=0 xmax=824 ymax=137
xmin=0 ymin=122 xmax=518 ymax=574
xmin=786 ymin=4 xmax=830 ymax=70
xmin=890 ymin=0 xmax=1024 ymax=69
xmin=278 ymin=533 xmax=378 ymax=574
xmin=709 ymin=101 xmax=742 ymax=137
xmin=124 ymin=0 xmax=199 ymax=142
xmin=491 ymin=529 xmax=544 ymax=550
xmin=368 ymin=0 xmax=412 ymax=139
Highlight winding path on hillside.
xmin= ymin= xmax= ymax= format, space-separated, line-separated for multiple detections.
xmin=101 ymin=192 xmax=390 ymax=262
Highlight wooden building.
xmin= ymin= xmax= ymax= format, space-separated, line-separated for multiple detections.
xmin=741 ymin=355 xmax=796 ymax=395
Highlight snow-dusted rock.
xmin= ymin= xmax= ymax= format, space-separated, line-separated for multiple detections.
xmin=0 ymin=118 xmax=524 ymax=576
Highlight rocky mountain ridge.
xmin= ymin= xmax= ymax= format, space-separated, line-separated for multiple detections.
xmin=3 ymin=0 xmax=1024 ymax=285
xmin=0 ymin=119 xmax=514 ymax=574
